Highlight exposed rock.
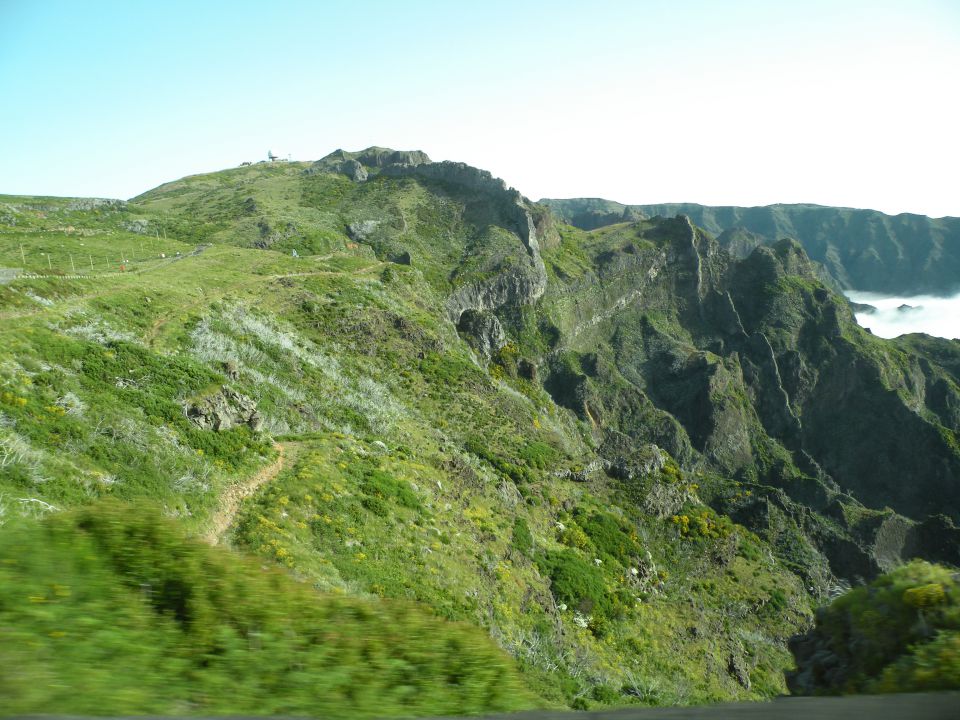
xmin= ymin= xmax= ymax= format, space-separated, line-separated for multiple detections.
xmin=447 ymin=263 xmax=547 ymax=325
xmin=642 ymin=478 xmax=695 ymax=520
xmin=222 ymin=360 xmax=240 ymax=381
xmin=306 ymin=147 xmax=431 ymax=181
xmin=545 ymin=198 xmax=960 ymax=295
xmin=124 ymin=219 xmax=150 ymax=234
xmin=456 ymin=309 xmax=506 ymax=361
xmin=68 ymin=198 xmax=126 ymax=212
xmin=727 ymin=649 xmax=752 ymax=689
xmin=311 ymin=149 xmax=549 ymax=329
xmin=607 ymin=444 xmax=668 ymax=482
xmin=382 ymin=160 xmax=550 ymax=323
xmin=554 ymin=459 xmax=608 ymax=483
xmin=787 ymin=627 xmax=847 ymax=695
xmin=347 ymin=220 xmax=381 ymax=242
xmin=340 ymin=159 xmax=368 ymax=182
xmin=354 ymin=147 xmax=431 ymax=168
xmin=538 ymin=197 xmax=645 ymax=230
xmin=187 ymin=387 xmax=263 ymax=432
xmin=517 ymin=358 xmax=538 ymax=382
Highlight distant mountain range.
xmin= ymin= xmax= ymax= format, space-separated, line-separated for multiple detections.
xmin=541 ymin=199 xmax=960 ymax=295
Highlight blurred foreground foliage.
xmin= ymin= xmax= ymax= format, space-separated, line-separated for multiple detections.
xmin=802 ymin=561 xmax=960 ymax=693
xmin=0 ymin=500 xmax=538 ymax=716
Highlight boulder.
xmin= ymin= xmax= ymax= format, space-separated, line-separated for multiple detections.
xmin=187 ymin=387 xmax=263 ymax=432
xmin=347 ymin=220 xmax=380 ymax=242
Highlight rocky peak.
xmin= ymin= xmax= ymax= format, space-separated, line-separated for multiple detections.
xmin=306 ymin=146 xmax=432 ymax=181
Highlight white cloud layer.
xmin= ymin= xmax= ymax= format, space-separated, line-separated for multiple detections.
xmin=846 ymin=291 xmax=960 ymax=340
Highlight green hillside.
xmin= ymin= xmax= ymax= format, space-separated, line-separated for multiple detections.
xmin=1 ymin=150 xmax=959 ymax=713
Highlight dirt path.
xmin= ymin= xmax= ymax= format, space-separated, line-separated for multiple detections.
xmin=203 ymin=441 xmax=292 ymax=546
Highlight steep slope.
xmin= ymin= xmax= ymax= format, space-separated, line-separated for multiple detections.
xmin=2 ymin=149 xmax=959 ymax=710
xmin=542 ymin=199 xmax=960 ymax=295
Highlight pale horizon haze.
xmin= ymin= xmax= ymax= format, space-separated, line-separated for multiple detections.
xmin=1 ymin=0 xmax=959 ymax=217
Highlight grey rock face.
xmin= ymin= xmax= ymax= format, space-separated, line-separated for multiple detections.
xmin=187 ymin=387 xmax=263 ymax=432
xmin=355 ymin=148 xmax=431 ymax=167
xmin=727 ymin=650 xmax=752 ymax=689
xmin=380 ymin=160 xmax=549 ymax=324
xmin=546 ymin=198 xmax=960 ymax=295
xmin=306 ymin=147 xmax=431 ymax=181
xmin=456 ymin=309 xmax=506 ymax=361
xmin=554 ymin=459 xmax=609 ymax=483
xmin=347 ymin=220 xmax=381 ymax=242
xmin=341 ymin=159 xmax=368 ymax=182
xmin=67 ymin=198 xmax=126 ymax=212
xmin=124 ymin=219 xmax=150 ymax=234
xmin=446 ymin=263 xmax=547 ymax=325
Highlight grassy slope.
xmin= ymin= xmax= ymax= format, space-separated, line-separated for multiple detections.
xmin=2 ymin=163 xmax=819 ymax=711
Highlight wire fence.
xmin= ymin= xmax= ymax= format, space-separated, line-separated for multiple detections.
xmin=0 ymin=234 xmax=192 ymax=281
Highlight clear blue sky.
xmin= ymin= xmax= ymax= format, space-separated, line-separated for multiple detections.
xmin=2 ymin=0 xmax=959 ymax=215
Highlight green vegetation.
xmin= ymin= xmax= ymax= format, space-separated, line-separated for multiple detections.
xmin=793 ymin=561 xmax=960 ymax=694
xmin=2 ymin=152 xmax=959 ymax=713
xmin=0 ymin=501 xmax=537 ymax=717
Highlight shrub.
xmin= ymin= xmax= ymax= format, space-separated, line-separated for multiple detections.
xmin=537 ymin=549 xmax=609 ymax=617
xmin=360 ymin=468 xmax=420 ymax=511
xmin=872 ymin=631 xmax=960 ymax=692
xmin=518 ymin=441 xmax=558 ymax=469
xmin=574 ymin=509 xmax=642 ymax=564
xmin=795 ymin=561 xmax=960 ymax=693
xmin=512 ymin=516 xmax=533 ymax=557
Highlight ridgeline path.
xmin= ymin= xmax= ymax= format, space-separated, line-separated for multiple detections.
xmin=203 ymin=441 xmax=293 ymax=546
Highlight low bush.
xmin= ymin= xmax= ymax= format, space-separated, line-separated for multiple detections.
xmin=537 ymin=549 xmax=609 ymax=617
xmin=795 ymin=561 xmax=960 ymax=693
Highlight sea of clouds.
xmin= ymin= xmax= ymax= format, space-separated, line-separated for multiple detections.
xmin=846 ymin=291 xmax=960 ymax=340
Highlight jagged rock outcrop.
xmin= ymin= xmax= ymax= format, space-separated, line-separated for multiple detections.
xmin=535 ymin=208 xmax=959 ymax=583
xmin=67 ymin=198 xmax=126 ymax=212
xmin=307 ymin=147 xmax=432 ymax=181
xmin=540 ymin=197 xmax=645 ymax=230
xmin=186 ymin=387 xmax=263 ymax=432
xmin=456 ymin=309 xmax=506 ymax=362
xmin=347 ymin=220 xmax=381 ymax=241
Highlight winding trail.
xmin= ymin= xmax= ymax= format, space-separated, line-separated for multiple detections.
xmin=203 ymin=441 xmax=294 ymax=546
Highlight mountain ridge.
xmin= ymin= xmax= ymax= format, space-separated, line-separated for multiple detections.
xmin=1 ymin=147 xmax=958 ymax=711
xmin=541 ymin=198 xmax=960 ymax=295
